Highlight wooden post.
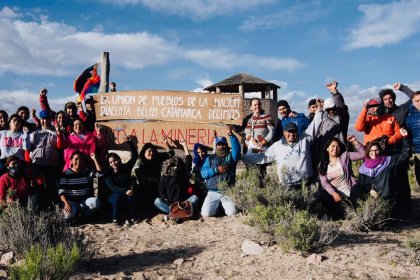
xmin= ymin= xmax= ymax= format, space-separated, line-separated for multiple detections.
xmin=99 ymin=52 xmax=110 ymax=93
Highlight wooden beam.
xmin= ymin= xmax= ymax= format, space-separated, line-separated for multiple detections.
xmin=99 ymin=52 xmax=110 ymax=93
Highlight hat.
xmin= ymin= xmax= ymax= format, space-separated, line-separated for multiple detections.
xmin=215 ymin=136 xmax=228 ymax=145
xmin=84 ymin=95 xmax=96 ymax=104
xmin=323 ymin=98 xmax=336 ymax=110
xmin=277 ymin=100 xmax=290 ymax=109
xmin=367 ymin=98 xmax=380 ymax=107
xmin=65 ymin=101 xmax=76 ymax=109
xmin=284 ymin=122 xmax=298 ymax=132
xmin=39 ymin=110 xmax=50 ymax=119
xmin=308 ymin=99 xmax=317 ymax=107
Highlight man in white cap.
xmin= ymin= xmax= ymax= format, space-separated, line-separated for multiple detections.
xmin=243 ymin=103 xmax=323 ymax=188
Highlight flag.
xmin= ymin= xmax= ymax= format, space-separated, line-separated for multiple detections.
xmin=74 ymin=63 xmax=101 ymax=102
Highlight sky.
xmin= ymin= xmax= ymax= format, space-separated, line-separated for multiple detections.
xmin=1 ymin=0 xmax=420 ymax=134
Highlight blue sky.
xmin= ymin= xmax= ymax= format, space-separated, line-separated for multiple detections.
xmin=1 ymin=0 xmax=420 ymax=133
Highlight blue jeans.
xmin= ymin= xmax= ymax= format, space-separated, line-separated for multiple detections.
xmin=108 ymin=191 xmax=137 ymax=220
xmin=154 ymin=195 xmax=199 ymax=214
xmin=62 ymin=197 xmax=100 ymax=220
xmin=201 ymin=191 xmax=237 ymax=217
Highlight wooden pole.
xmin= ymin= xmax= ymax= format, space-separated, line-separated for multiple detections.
xmin=99 ymin=52 xmax=110 ymax=93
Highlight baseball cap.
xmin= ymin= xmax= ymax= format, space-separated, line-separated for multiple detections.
xmin=284 ymin=122 xmax=298 ymax=132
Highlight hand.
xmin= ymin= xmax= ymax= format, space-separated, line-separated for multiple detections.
xmin=217 ymin=165 xmax=228 ymax=174
xmin=126 ymin=135 xmax=137 ymax=142
xmin=90 ymin=153 xmax=97 ymax=160
xmin=213 ymin=130 xmax=218 ymax=139
xmin=76 ymin=102 xmax=83 ymax=111
xmin=326 ymin=81 xmax=338 ymax=93
xmin=95 ymin=123 xmax=103 ymax=134
xmin=162 ymin=135 xmax=169 ymax=146
xmin=40 ymin=88 xmax=47 ymax=96
xmin=332 ymin=192 xmax=342 ymax=203
xmin=126 ymin=190 xmax=134 ymax=196
xmin=393 ymin=82 xmax=401 ymax=91
xmin=31 ymin=108 xmax=36 ymax=118
xmin=179 ymin=139 xmax=187 ymax=147
xmin=63 ymin=202 xmax=72 ymax=213
xmin=316 ymin=98 xmax=324 ymax=109
xmin=288 ymin=111 xmax=297 ymax=118
xmin=246 ymin=135 xmax=252 ymax=141
xmin=346 ymin=135 xmax=356 ymax=143
xmin=400 ymin=127 xmax=408 ymax=137
xmin=369 ymin=189 xmax=379 ymax=199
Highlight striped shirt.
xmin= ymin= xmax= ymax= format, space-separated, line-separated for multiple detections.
xmin=58 ymin=168 xmax=102 ymax=203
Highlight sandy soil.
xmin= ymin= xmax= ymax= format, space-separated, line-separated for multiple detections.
xmin=71 ymin=195 xmax=420 ymax=280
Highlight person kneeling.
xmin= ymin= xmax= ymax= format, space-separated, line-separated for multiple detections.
xmin=58 ymin=151 xmax=102 ymax=221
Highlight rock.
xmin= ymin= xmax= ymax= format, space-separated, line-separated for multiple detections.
xmin=306 ymin=253 xmax=325 ymax=265
xmin=0 ymin=269 xmax=8 ymax=278
xmin=241 ymin=239 xmax=264 ymax=255
xmin=0 ymin=251 xmax=14 ymax=265
xmin=173 ymin=258 xmax=184 ymax=266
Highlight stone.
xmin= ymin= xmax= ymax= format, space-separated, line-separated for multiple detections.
xmin=173 ymin=258 xmax=184 ymax=266
xmin=241 ymin=239 xmax=264 ymax=255
xmin=306 ymin=253 xmax=324 ymax=265
xmin=0 ymin=251 xmax=14 ymax=265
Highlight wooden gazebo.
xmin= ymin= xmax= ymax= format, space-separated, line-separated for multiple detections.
xmin=204 ymin=72 xmax=280 ymax=125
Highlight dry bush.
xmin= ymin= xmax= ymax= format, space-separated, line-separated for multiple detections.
xmin=0 ymin=203 xmax=87 ymax=259
xmin=344 ymin=196 xmax=394 ymax=232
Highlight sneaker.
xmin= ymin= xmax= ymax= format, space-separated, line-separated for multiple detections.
xmin=131 ymin=218 xmax=140 ymax=224
xmin=162 ymin=215 xmax=169 ymax=222
xmin=124 ymin=219 xmax=133 ymax=227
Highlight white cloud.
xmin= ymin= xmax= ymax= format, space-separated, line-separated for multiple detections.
xmin=240 ymin=1 xmax=328 ymax=31
xmin=191 ymin=78 xmax=213 ymax=92
xmin=346 ymin=0 xmax=420 ymax=50
xmin=0 ymin=89 xmax=75 ymax=115
xmin=97 ymin=0 xmax=275 ymax=20
xmin=0 ymin=6 xmax=21 ymax=19
xmin=0 ymin=6 xmax=304 ymax=77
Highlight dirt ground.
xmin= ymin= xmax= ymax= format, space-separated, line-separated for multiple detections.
xmin=71 ymin=194 xmax=420 ymax=280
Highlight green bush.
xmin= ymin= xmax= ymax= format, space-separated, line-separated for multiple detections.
xmin=8 ymin=243 xmax=80 ymax=280
xmin=274 ymin=206 xmax=320 ymax=252
xmin=344 ymin=196 xmax=394 ymax=232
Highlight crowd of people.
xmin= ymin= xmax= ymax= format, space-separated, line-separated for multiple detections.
xmin=0 ymin=80 xmax=418 ymax=225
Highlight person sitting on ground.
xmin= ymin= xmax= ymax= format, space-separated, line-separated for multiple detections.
xmin=191 ymin=142 xmax=208 ymax=200
xmin=58 ymin=151 xmax=102 ymax=221
xmin=243 ymin=101 xmax=322 ymax=189
xmin=0 ymin=110 xmax=8 ymax=131
xmin=200 ymin=126 xmax=240 ymax=217
xmin=154 ymin=155 xmax=199 ymax=217
xmin=273 ymin=100 xmax=309 ymax=141
xmin=354 ymin=97 xmax=402 ymax=150
xmin=0 ymin=114 xmax=30 ymax=172
xmin=358 ymin=128 xmax=411 ymax=212
xmin=28 ymin=110 xmax=64 ymax=207
xmin=104 ymin=136 xmax=139 ymax=225
xmin=318 ymin=136 xmax=365 ymax=218
xmin=0 ymin=156 xmax=42 ymax=211
xmin=132 ymin=137 xmax=175 ymax=211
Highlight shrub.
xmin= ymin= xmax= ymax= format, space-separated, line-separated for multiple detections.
xmin=8 ymin=243 xmax=81 ymax=280
xmin=274 ymin=206 xmax=320 ymax=252
xmin=404 ymin=233 xmax=420 ymax=252
xmin=344 ymin=196 xmax=394 ymax=232
xmin=0 ymin=203 xmax=87 ymax=259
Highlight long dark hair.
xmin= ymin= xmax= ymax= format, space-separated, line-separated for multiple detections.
xmin=139 ymin=143 xmax=157 ymax=161
xmin=318 ymin=138 xmax=345 ymax=176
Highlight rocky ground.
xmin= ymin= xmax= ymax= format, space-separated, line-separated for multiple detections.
xmin=70 ymin=195 xmax=420 ymax=280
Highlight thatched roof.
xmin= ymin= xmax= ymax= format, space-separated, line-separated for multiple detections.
xmin=204 ymin=72 xmax=280 ymax=93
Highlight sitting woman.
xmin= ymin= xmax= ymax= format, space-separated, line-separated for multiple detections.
xmin=0 ymin=156 xmax=42 ymax=211
xmin=191 ymin=142 xmax=208 ymax=199
xmin=132 ymin=137 xmax=175 ymax=211
xmin=358 ymin=128 xmax=410 ymax=209
xmin=58 ymin=151 xmax=102 ymax=221
xmin=104 ymin=136 xmax=139 ymax=225
xmin=154 ymin=156 xmax=199 ymax=216
xmin=319 ymin=135 xmax=365 ymax=218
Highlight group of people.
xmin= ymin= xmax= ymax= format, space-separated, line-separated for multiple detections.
xmin=0 ymin=80 xmax=418 ymax=225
